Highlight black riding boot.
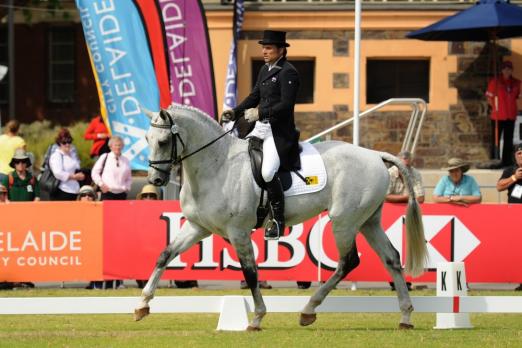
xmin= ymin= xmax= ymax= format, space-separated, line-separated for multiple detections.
xmin=265 ymin=175 xmax=285 ymax=240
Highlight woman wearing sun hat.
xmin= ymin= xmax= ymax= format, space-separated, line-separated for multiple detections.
xmin=432 ymin=158 xmax=482 ymax=206
xmin=1 ymin=148 xmax=39 ymax=202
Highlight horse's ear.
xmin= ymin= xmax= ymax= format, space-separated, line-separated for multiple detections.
xmin=141 ymin=107 xmax=156 ymax=120
xmin=159 ymin=109 xmax=170 ymax=120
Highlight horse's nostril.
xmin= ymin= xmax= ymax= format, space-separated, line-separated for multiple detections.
xmin=154 ymin=178 xmax=163 ymax=186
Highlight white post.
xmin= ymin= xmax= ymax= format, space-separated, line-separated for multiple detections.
xmin=352 ymin=0 xmax=362 ymax=146
xmin=216 ymin=296 xmax=249 ymax=331
xmin=434 ymin=262 xmax=473 ymax=329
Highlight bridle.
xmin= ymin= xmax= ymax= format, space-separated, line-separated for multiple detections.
xmin=148 ymin=110 xmax=238 ymax=175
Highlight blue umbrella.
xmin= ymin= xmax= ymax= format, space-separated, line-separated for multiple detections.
xmin=407 ymin=0 xmax=522 ymax=42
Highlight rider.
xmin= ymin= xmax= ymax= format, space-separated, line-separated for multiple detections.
xmin=221 ymin=30 xmax=301 ymax=239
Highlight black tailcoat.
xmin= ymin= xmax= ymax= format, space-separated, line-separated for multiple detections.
xmin=234 ymin=57 xmax=301 ymax=170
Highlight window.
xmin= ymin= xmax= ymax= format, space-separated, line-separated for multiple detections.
xmin=0 ymin=30 xmax=7 ymax=104
xmin=251 ymin=59 xmax=315 ymax=104
xmin=48 ymin=27 xmax=75 ymax=103
xmin=366 ymin=59 xmax=430 ymax=104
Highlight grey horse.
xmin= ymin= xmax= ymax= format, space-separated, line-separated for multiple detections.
xmin=134 ymin=104 xmax=428 ymax=330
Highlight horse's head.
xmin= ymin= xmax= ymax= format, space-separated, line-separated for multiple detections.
xmin=145 ymin=107 xmax=183 ymax=186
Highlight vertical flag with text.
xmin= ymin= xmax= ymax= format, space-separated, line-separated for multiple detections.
xmin=222 ymin=0 xmax=245 ymax=110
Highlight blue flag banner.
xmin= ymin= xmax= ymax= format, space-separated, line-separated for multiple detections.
xmin=76 ymin=0 xmax=160 ymax=170
xmin=223 ymin=0 xmax=245 ymax=110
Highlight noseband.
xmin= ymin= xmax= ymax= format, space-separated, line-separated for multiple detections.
xmin=148 ymin=110 xmax=238 ymax=175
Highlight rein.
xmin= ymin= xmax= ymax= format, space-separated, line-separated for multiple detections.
xmin=149 ymin=112 xmax=238 ymax=175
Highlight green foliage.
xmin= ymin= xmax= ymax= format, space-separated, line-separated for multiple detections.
xmin=21 ymin=0 xmax=69 ymax=23
xmin=18 ymin=120 xmax=94 ymax=171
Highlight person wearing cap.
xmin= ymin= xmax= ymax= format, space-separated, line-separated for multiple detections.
xmin=221 ymin=30 xmax=300 ymax=240
xmin=385 ymin=151 xmax=425 ymax=204
xmin=0 ymin=120 xmax=26 ymax=181
xmin=486 ymin=60 xmax=521 ymax=167
xmin=1 ymin=148 xmax=40 ymax=202
xmin=76 ymin=185 xmax=97 ymax=201
xmin=76 ymin=186 xmax=103 ymax=290
xmin=432 ymin=158 xmax=482 ymax=206
xmin=496 ymin=143 xmax=522 ymax=290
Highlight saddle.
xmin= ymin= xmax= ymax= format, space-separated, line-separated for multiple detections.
xmin=248 ymin=137 xmax=306 ymax=228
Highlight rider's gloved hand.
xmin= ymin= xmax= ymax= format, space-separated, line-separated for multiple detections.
xmin=245 ymin=108 xmax=259 ymax=123
xmin=220 ymin=109 xmax=236 ymax=123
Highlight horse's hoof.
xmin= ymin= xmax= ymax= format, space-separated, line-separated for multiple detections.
xmin=246 ymin=325 xmax=262 ymax=332
xmin=299 ymin=312 xmax=317 ymax=326
xmin=134 ymin=307 xmax=150 ymax=321
xmin=398 ymin=323 xmax=414 ymax=330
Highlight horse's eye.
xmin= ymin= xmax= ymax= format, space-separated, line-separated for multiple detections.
xmin=158 ymin=139 xmax=168 ymax=146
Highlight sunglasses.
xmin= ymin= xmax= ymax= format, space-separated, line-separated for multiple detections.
xmin=12 ymin=159 xmax=27 ymax=165
xmin=141 ymin=193 xmax=157 ymax=199
xmin=61 ymin=140 xmax=73 ymax=145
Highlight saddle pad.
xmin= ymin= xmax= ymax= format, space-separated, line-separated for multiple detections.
xmin=285 ymin=142 xmax=327 ymax=197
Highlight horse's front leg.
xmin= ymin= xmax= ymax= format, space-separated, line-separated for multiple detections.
xmin=229 ymin=231 xmax=266 ymax=331
xmin=134 ymin=220 xmax=210 ymax=321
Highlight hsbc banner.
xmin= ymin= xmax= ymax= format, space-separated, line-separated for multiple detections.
xmin=104 ymin=201 xmax=522 ymax=283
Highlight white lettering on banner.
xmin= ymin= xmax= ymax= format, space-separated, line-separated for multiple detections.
xmin=16 ymin=256 xmax=82 ymax=267
xmin=158 ymin=211 xmax=339 ymax=271
xmin=0 ymin=231 xmax=83 ymax=252
xmin=258 ymin=223 xmax=306 ymax=268
xmin=2 ymin=257 xmax=9 ymax=266
xmin=160 ymin=0 xmax=196 ymax=106
xmin=78 ymin=2 xmax=141 ymax=120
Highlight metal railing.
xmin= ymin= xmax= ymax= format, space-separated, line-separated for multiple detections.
xmin=305 ymin=98 xmax=427 ymax=156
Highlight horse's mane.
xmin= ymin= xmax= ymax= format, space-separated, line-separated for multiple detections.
xmin=168 ymin=103 xmax=224 ymax=135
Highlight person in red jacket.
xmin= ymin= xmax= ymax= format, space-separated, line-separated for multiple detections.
xmin=84 ymin=113 xmax=110 ymax=160
xmin=486 ymin=60 xmax=521 ymax=167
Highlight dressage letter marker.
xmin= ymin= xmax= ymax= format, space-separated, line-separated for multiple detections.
xmin=434 ymin=262 xmax=473 ymax=329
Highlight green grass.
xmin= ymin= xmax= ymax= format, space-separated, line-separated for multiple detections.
xmin=0 ymin=288 xmax=521 ymax=347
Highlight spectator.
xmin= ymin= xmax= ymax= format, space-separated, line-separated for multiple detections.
xmin=1 ymin=149 xmax=37 ymax=289
xmin=385 ymin=151 xmax=424 ymax=291
xmin=432 ymin=158 xmax=482 ymax=206
xmin=75 ymin=186 xmax=104 ymax=290
xmin=91 ymin=136 xmax=132 ymax=201
xmin=1 ymin=149 xmax=40 ymax=202
xmin=0 ymin=120 xmax=26 ymax=182
xmin=485 ymin=60 xmax=521 ymax=167
xmin=0 ymin=183 xmax=7 ymax=203
xmin=0 ymin=183 xmax=14 ymax=290
xmin=49 ymin=128 xmax=85 ymax=201
xmin=135 ymin=184 xmax=159 ymax=289
xmin=92 ymin=136 xmax=131 ymax=289
xmin=84 ymin=113 xmax=110 ymax=161
xmin=385 ymin=151 xmax=425 ymax=204
xmin=496 ymin=143 xmax=522 ymax=291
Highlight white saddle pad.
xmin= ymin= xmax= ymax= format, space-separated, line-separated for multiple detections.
xmin=284 ymin=142 xmax=327 ymax=197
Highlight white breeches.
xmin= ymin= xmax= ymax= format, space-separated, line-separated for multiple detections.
xmin=262 ymin=134 xmax=280 ymax=182
xmin=248 ymin=121 xmax=280 ymax=182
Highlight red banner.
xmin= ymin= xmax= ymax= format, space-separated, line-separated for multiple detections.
xmin=103 ymin=201 xmax=522 ymax=283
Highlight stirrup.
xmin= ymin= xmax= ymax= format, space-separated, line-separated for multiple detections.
xmin=264 ymin=219 xmax=283 ymax=240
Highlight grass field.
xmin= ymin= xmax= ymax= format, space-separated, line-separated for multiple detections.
xmin=1 ymin=288 xmax=521 ymax=347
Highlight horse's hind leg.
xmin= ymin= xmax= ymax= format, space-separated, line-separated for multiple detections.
xmin=300 ymin=224 xmax=359 ymax=326
xmin=228 ymin=231 xmax=266 ymax=331
xmin=134 ymin=221 xmax=210 ymax=321
xmin=361 ymin=211 xmax=414 ymax=329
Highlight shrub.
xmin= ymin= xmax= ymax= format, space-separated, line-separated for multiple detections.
xmin=18 ymin=121 xmax=94 ymax=171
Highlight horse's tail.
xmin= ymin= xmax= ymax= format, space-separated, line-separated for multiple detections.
xmin=379 ymin=152 xmax=428 ymax=277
